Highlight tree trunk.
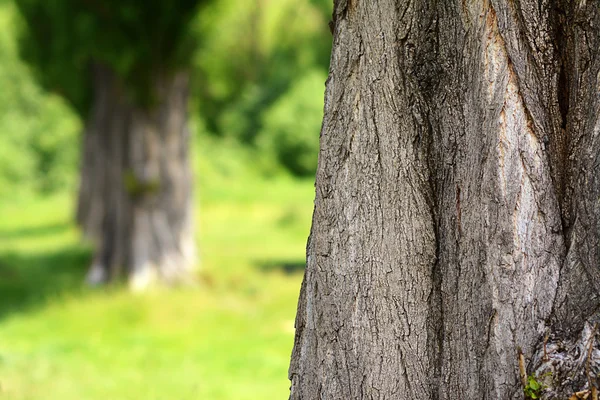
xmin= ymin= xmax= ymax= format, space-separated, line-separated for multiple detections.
xmin=289 ymin=0 xmax=600 ymax=399
xmin=77 ymin=64 xmax=196 ymax=290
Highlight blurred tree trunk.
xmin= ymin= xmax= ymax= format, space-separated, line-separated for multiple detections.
xmin=289 ymin=0 xmax=600 ymax=398
xmin=77 ymin=64 xmax=196 ymax=289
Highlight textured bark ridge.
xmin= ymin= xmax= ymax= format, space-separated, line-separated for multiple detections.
xmin=289 ymin=0 xmax=600 ymax=398
xmin=77 ymin=65 xmax=196 ymax=290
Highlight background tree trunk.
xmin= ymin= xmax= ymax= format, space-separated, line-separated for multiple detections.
xmin=77 ymin=64 xmax=196 ymax=289
xmin=289 ymin=0 xmax=600 ymax=398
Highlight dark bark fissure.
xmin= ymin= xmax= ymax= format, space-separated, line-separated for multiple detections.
xmin=290 ymin=0 xmax=600 ymax=399
xmin=77 ymin=64 xmax=196 ymax=289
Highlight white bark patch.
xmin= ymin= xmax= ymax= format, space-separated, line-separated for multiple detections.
xmin=483 ymin=3 xmax=557 ymax=304
xmin=499 ymin=71 xmax=540 ymax=262
xmin=86 ymin=262 xmax=107 ymax=285
xmin=484 ymin=9 xmax=508 ymax=102
xmin=482 ymin=5 xmax=562 ymax=391
xmin=129 ymin=263 xmax=157 ymax=292
xmin=129 ymin=208 xmax=158 ymax=291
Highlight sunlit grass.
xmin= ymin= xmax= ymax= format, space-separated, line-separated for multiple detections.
xmin=0 ymin=157 xmax=313 ymax=399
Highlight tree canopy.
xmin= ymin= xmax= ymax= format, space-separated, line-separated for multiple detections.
xmin=16 ymin=0 xmax=206 ymax=113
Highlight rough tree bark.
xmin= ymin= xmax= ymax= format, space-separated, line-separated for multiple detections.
xmin=77 ymin=64 xmax=196 ymax=290
xmin=289 ymin=0 xmax=600 ymax=398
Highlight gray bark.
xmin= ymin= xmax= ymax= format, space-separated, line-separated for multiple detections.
xmin=77 ymin=64 xmax=196 ymax=289
xmin=289 ymin=0 xmax=600 ymax=399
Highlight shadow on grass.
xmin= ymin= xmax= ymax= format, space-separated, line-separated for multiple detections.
xmin=0 ymin=244 xmax=92 ymax=321
xmin=255 ymin=260 xmax=305 ymax=274
xmin=0 ymin=222 xmax=72 ymax=240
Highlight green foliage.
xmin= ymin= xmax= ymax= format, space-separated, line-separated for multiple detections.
xmin=308 ymin=0 xmax=335 ymax=19
xmin=123 ymin=170 xmax=161 ymax=197
xmin=15 ymin=0 xmax=206 ymax=112
xmin=524 ymin=374 xmax=544 ymax=399
xmin=0 ymin=0 xmax=334 ymax=196
xmin=193 ymin=0 xmax=332 ymax=176
xmin=257 ymin=69 xmax=326 ymax=176
xmin=0 ymin=2 xmax=80 ymax=196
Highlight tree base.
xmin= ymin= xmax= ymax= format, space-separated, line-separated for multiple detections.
xmin=526 ymin=322 xmax=600 ymax=400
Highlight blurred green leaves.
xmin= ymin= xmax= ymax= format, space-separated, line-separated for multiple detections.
xmin=15 ymin=0 xmax=206 ymax=112
xmin=257 ymin=70 xmax=326 ymax=176
xmin=0 ymin=2 xmax=80 ymax=196
xmin=193 ymin=0 xmax=331 ymax=176
xmin=0 ymin=0 xmax=332 ymax=197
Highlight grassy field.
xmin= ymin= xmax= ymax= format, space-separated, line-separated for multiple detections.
xmin=0 ymin=146 xmax=314 ymax=399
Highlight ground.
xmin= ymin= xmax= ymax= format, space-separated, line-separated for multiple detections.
xmin=0 ymin=145 xmax=313 ymax=400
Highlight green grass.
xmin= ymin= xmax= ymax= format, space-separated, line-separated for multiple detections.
xmin=0 ymin=153 xmax=314 ymax=399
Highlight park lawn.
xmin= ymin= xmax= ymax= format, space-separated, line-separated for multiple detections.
xmin=0 ymin=169 xmax=314 ymax=400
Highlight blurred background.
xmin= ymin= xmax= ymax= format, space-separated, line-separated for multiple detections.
xmin=0 ymin=0 xmax=331 ymax=398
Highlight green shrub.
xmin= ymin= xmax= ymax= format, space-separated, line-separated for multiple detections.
xmin=257 ymin=69 xmax=326 ymax=176
xmin=0 ymin=2 xmax=80 ymax=196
